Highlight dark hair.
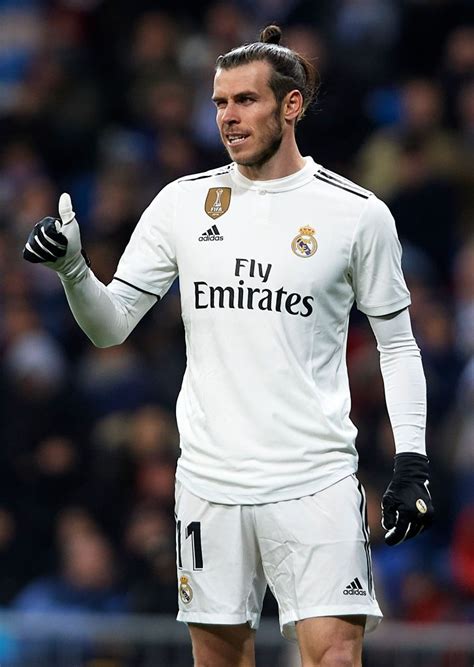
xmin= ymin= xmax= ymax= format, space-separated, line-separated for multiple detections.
xmin=215 ymin=25 xmax=318 ymax=121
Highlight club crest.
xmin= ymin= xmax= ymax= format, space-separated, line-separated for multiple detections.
xmin=179 ymin=575 xmax=193 ymax=605
xmin=205 ymin=187 xmax=231 ymax=219
xmin=291 ymin=226 xmax=318 ymax=258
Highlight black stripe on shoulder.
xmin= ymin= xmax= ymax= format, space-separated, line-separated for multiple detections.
xmin=314 ymin=174 xmax=369 ymax=199
xmin=319 ymin=169 xmax=369 ymax=196
xmin=113 ymin=276 xmax=160 ymax=299
xmin=179 ymin=167 xmax=231 ymax=183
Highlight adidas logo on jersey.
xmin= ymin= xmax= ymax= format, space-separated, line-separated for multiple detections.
xmin=343 ymin=578 xmax=366 ymax=596
xmin=199 ymin=225 xmax=223 ymax=242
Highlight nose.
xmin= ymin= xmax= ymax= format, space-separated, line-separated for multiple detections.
xmin=220 ymin=101 xmax=240 ymax=126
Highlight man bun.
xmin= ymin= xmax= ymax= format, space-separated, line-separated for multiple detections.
xmin=216 ymin=23 xmax=319 ymax=121
xmin=259 ymin=25 xmax=282 ymax=45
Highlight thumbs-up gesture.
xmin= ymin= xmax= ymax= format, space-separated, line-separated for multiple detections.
xmin=23 ymin=193 xmax=90 ymax=278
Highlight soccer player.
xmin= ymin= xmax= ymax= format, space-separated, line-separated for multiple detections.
xmin=24 ymin=25 xmax=434 ymax=667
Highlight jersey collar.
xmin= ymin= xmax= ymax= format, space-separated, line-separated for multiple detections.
xmin=230 ymin=156 xmax=317 ymax=193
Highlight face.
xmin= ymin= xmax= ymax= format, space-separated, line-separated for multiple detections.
xmin=212 ymin=61 xmax=284 ymax=170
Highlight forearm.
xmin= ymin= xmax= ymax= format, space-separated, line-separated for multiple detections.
xmin=368 ymin=309 xmax=427 ymax=455
xmin=60 ymin=270 xmax=157 ymax=347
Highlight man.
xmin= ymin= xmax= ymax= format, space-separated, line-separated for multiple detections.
xmin=24 ymin=25 xmax=433 ymax=667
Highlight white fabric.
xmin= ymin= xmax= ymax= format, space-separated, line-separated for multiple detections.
xmin=61 ymin=157 xmax=413 ymax=504
xmin=175 ymin=475 xmax=383 ymax=640
xmin=60 ymin=271 xmax=156 ymax=347
xmin=53 ymin=192 xmax=89 ymax=279
xmin=368 ymin=309 xmax=426 ymax=455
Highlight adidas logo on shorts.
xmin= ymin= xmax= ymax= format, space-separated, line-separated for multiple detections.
xmin=199 ymin=224 xmax=223 ymax=242
xmin=343 ymin=577 xmax=367 ymax=596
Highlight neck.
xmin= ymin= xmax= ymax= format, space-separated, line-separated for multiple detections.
xmin=237 ymin=137 xmax=305 ymax=181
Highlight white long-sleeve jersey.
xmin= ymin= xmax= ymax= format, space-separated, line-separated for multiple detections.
xmin=61 ymin=157 xmax=425 ymax=503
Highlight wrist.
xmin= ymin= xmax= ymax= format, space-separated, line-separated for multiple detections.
xmin=392 ymin=452 xmax=430 ymax=483
xmin=57 ymin=252 xmax=89 ymax=283
xmin=394 ymin=452 xmax=429 ymax=463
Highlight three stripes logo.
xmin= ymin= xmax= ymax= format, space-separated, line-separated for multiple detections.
xmin=199 ymin=224 xmax=223 ymax=242
xmin=343 ymin=577 xmax=366 ymax=596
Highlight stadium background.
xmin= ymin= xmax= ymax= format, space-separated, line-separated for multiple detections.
xmin=0 ymin=0 xmax=473 ymax=664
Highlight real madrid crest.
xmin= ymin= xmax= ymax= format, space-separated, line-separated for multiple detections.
xmin=291 ymin=226 xmax=318 ymax=258
xmin=205 ymin=187 xmax=231 ymax=219
xmin=179 ymin=575 xmax=193 ymax=605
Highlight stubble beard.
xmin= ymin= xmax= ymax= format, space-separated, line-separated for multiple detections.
xmin=224 ymin=108 xmax=284 ymax=170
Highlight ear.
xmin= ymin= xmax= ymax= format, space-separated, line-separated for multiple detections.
xmin=283 ymin=89 xmax=304 ymax=122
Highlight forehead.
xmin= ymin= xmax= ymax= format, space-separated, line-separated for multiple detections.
xmin=213 ymin=61 xmax=273 ymax=96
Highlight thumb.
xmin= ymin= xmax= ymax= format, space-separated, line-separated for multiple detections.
xmin=58 ymin=192 xmax=76 ymax=226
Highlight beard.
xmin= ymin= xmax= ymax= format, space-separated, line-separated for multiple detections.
xmin=224 ymin=107 xmax=284 ymax=169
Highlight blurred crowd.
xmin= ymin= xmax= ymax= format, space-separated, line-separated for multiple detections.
xmin=0 ymin=0 xmax=473 ymax=651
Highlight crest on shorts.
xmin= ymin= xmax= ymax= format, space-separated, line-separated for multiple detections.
xmin=205 ymin=187 xmax=231 ymax=219
xmin=179 ymin=575 xmax=193 ymax=604
xmin=291 ymin=226 xmax=318 ymax=258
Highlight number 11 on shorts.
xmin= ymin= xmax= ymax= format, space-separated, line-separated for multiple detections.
xmin=177 ymin=519 xmax=204 ymax=570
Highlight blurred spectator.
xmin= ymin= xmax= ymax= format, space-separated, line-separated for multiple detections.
xmin=285 ymin=25 xmax=370 ymax=170
xmin=332 ymin=0 xmax=400 ymax=84
xmin=87 ymin=163 xmax=145 ymax=252
xmin=12 ymin=528 xmax=128 ymax=665
xmin=123 ymin=504 xmax=177 ymax=613
xmin=451 ymin=505 xmax=474 ymax=598
xmin=55 ymin=506 xmax=101 ymax=544
xmin=448 ymin=356 xmax=474 ymax=513
xmin=129 ymin=11 xmax=180 ymax=77
xmin=182 ymin=1 xmax=252 ymax=153
xmin=400 ymin=571 xmax=455 ymax=623
xmin=388 ymin=134 xmax=459 ymax=282
xmin=86 ymin=404 xmax=178 ymax=535
xmin=395 ymin=0 xmax=472 ymax=78
xmin=357 ymin=78 xmax=461 ymax=200
xmin=453 ymin=240 xmax=474 ymax=356
xmin=454 ymin=80 xmax=474 ymax=235
xmin=76 ymin=345 xmax=156 ymax=419
xmin=0 ymin=140 xmax=47 ymax=223
xmin=4 ymin=40 xmax=102 ymax=176
xmin=0 ymin=301 xmax=80 ymax=474
xmin=0 ymin=2 xmax=44 ymax=114
xmin=0 ymin=507 xmax=33 ymax=604
xmin=410 ymin=299 xmax=464 ymax=426
xmin=13 ymin=529 xmax=128 ymax=613
xmin=441 ymin=26 xmax=474 ymax=123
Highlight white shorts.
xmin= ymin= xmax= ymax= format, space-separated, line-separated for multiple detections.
xmin=175 ymin=474 xmax=382 ymax=640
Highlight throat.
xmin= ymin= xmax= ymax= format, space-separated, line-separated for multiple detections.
xmin=237 ymin=151 xmax=306 ymax=181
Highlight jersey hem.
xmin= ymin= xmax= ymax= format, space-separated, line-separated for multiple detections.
xmin=175 ymin=466 xmax=357 ymax=505
xmin=357 ymin=296 xmax=411 ymax=317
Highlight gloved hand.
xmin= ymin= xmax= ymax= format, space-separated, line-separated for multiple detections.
xmin=381 ymin=453 xmax=434 ymax=546
xmin=23 ymin=193 xmax=90 ymax=280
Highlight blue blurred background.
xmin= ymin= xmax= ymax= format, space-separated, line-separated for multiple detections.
xmin=0 ymin=0 xmax=473 ymax=662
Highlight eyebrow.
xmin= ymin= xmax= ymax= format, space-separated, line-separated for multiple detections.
xmin=211 ymin=90 xmax=259 ymax=103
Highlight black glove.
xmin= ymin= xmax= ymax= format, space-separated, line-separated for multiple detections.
xmin=23 ymin=193 xmax=90 ymax=276
xmin=381 ymin=453 xmax=434 ymax=546
xmin=23 ymin=216 xmax=68 ymax=264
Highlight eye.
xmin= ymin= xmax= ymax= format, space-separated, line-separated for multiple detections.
xmin=239 ymin=96 xmax=255 ymax=105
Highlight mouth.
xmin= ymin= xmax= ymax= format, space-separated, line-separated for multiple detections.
xmin=225 ymin=133 xmax=249 ymax=147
